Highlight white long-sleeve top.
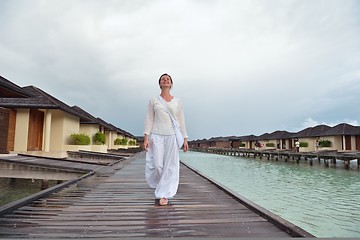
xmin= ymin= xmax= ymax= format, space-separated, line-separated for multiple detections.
xmin=144 ymin=96 xmax=188 ymax=138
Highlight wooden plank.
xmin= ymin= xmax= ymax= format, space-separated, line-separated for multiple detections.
xmin=0 ymin=152 xmax=314 ymax=238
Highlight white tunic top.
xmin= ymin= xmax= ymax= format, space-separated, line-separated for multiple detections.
xmin=144 ymin=96 xmax=188 ymax=138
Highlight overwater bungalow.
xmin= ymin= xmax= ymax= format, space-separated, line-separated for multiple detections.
xmin=229 ymin=134 xmax=257 ymax=149
xmin=207 ymin=136 xmax=232 ymax=148
xmin=292 ymin=124 xmax=331 ymax=152
xmin=189 ymin=137 xmax=233 ymax=149
xmin=70 ymin=105 xmax=109 ymax=152
xmin=71 ymin=106 xmax=136 ymax=151
xmin=190 ymin=124 xmax=360 ymax=152
xmin=253 ymin=132 xmax=270 ymax=149
xmin=0 ymin=75 xmax=138 ymax=155
xmin=257 ymin=130 xmax=294 ymax=150
xmin=188 ymin=138 xmax=211 ymax=149
xmin=319 ymin=123 xmax=360 ymax=151
xmin=106 ymin=122 xmax=136 ymax=149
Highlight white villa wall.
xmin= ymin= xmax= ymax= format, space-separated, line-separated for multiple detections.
xmin=318 ymin=136 xmax=340 ymax=150
xmin=13 ymin=109 xmax=30 ymax=151
xmin=264 ymin=139 xmax=277 ymax=149
xmin=351 ymin=136 xmax=356 ymax=150
xmin=80 ymin=124 xmax=99 ymax=143
xmin=110 ymin=132 xmax=125 ymax=149
xmin=50 ymin=110 xmax=80 ymax=151
xmin=298 ymin=137 xmax=312 ymax=152
xmin=105 ymin=131 xmax=111 ymax=149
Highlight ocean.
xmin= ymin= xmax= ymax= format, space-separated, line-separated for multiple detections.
xmin=180 ymin=151 xmax=360 ymax=238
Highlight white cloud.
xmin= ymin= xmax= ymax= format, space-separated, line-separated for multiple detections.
xmin=302 ymin=117 xmax=320 ymax=128
xmin=300 ymin=117 xmax=359 ymax=131
xmin=0 ymin=0 xmax=359 ymax=139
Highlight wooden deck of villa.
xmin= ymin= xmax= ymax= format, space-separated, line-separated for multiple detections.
xmin=0 ymin=151 xmax=314 ymax=238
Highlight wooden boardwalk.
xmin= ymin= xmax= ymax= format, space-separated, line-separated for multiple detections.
xmin=0 ymin=152 xmax=314 ymax=238
xmin=194 ymin=147 xmax=360 ymax=169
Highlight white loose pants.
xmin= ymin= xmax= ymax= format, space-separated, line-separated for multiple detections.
xmin=145 ymin=134 xmax=180 ymax=199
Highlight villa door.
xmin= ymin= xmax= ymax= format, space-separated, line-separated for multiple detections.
xmin=27 ymin=109 xmax=44 ymax=151
xmin=356 ymin=136 xmax=360 ymax=150
xmin=288 ymin=140 xmax=293 ymax=150
xmin=7 ymin=109 xmax=16 ymax=151
xmin=0 ymin=108 xmax=10 ymax=153
xmin=345 ymin=135 xmax=352 ymax=150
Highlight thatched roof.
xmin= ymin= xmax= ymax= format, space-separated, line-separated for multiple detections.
xmin=322 ymin=123 xmax=360 ymax=136
xmin=293 ymin=124 xmax=331 ymax=138
xmin=208 ymin=136 xmax=231 ymax=142
xmin=262 ymin=130 xmax=294 ymax=140
xmin=256 ymin=133 xmax=270 ymax=140
xmin=0 ymin=75 xmax=31 ymax=98
xmin=72 ymin=105 xmax=99 ymax=124
xmin=0 ymin=85 xmax=89 ymax=121
xmin=0 ymin=76 xmax=137 ymax=139
xmin=229 ymin=134 xmax=258 ymax=142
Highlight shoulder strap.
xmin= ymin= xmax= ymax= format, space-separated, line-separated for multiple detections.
xmin=157 ymin=96 xmax=177 ymax=125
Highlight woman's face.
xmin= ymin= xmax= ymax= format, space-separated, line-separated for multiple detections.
xmin=159 ymin=75 xmax=173 ymax=89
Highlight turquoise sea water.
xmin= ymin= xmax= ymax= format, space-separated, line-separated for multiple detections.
xmin=0 ymin=178 xmax=61 ymax=206
xmin=180 ymin=151 xmax=360 ymax=238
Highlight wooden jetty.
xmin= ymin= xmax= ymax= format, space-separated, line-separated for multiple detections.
xmin=0 ymin=151 xmax=314 ymax=238
xmin=193 ymin=147 xmax=360 ymax=169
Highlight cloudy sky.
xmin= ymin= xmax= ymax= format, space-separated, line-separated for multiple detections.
xmin=1 ymin=0 xmax=359 ymax=140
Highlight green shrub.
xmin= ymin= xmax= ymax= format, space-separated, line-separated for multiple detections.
xmin=70 ymin=133 xmax=91 ymax=145
xmin=114 ymin=138 xmax=128 ymax=145
xmin=121 ymin=138 xmax=128 ymax=145
xmin=114 ymin=138 xmax=122 ymax=145
xmin=299 ymin=142 xmax=308 ymax=147
xmin=266 ymin=143 xmax=275 ymax=147
xmin=93 ymin=132 xmax=106 ymax=145
xmin=319 ymin=140 xmax=331 ymax=147
xmin=239 ymin=143 xmax=246 ymax=147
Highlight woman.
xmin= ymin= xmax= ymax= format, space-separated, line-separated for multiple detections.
xmin=143 ymin=73 xmax=188 ymax=206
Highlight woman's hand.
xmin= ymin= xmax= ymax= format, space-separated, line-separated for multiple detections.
xmin=143 ymin=135 xmax=149 ymax=152
xmin=183 ymin=139 xmax=189 ymax=152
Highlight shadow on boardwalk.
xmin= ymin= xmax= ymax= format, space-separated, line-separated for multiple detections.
xmin=0 ymin=151 xmax=314 ymax=238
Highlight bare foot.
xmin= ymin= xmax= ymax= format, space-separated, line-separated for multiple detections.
xmin=159 ymin=198 xmax=168 ymax=206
